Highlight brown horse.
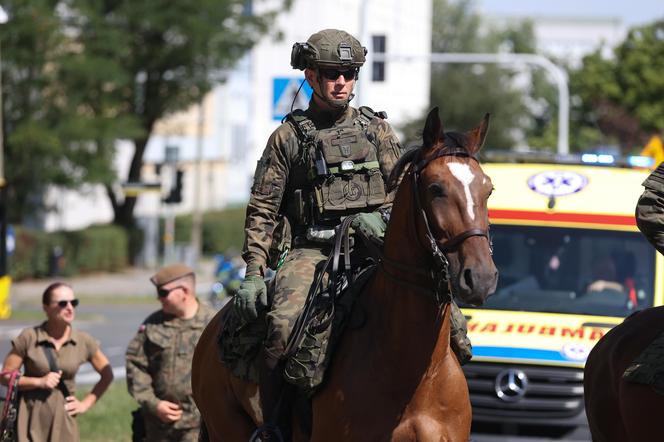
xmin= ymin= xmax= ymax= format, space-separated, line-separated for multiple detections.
xmin=192 ymin=107 xmax=498 ymax=441
xmin=584 ymin=305 xmax=664 ymax=442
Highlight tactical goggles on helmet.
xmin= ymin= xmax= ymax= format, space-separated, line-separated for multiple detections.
xmin=319 ymin=67 xmax=359 ymax=81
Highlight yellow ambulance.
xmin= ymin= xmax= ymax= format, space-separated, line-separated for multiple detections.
xmin=463 ymin=152 xmax=658 ymax=439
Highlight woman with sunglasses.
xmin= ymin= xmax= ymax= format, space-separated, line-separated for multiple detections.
xmin=1 ymin=282 xmax=113 ymax=442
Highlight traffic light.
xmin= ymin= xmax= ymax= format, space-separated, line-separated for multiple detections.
xmin=164 ymin=169 xmax=184 ymax=204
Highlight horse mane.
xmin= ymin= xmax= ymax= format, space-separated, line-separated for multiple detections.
xmin=387 ymin=146 xmax=419 ymax=192
xmin=386 ymin=131 xmax=470 ymax=192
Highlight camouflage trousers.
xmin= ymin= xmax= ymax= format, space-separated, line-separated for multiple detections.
xmin=264 ymin=245 xmax=473 ymax=367
xmin=265 ymin=247 xmax=329 ymax=368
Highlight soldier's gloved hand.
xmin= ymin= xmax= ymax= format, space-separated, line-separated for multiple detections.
xmin=351 ymin=212 xmax=387 ymax=244
xmin=233 ymin=275 xmax=267 ymax=323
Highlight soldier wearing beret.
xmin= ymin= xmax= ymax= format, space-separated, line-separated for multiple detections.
xmin=125 ymin=264 xmax=215 ymax=442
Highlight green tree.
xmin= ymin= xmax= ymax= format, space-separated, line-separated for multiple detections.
xmin=64 ymin=0 xmax=287 ymax=228
xmin=1 ymin=1 xmax=116 ymax=223
xmin=1 ymin=0 xmax=287 ymax=226
xmin=401 ymin=0 xmax=553 ymax=150
xmin=570 ymin=20 xmax=664 ymax=153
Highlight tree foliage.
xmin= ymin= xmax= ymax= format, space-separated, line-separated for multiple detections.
xmin=1 ymin=0 xmax=287 ymax=225
xmin=401 ymin=0 xmax=554 ymax=150
xmin=570 ymin=20 xmax=664 ymax=153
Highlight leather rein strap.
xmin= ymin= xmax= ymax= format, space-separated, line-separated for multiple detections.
xmin=381 ymin=146 xmax=491 ymax=303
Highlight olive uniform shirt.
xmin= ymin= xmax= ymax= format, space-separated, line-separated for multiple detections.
xmin=125 ymin=302 xmax=215 ymax=441
xmin=11 ymin=323 xmax=99 ymax=442
xmin=637 ymin=162 xmax=664 ymax=254
xmin=243 ymin=99 xmax=402 ymax=276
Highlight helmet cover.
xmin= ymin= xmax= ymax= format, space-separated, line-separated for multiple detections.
xmin=291 ymin=29 xmax=367 ymax=70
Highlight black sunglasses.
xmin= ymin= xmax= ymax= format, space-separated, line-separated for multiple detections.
xmin=319 ymin=68 xmax=358 ymax=81
xmin=157 ymin=285 xmax=185 ymax=298
xmin=56 ymin=299 xmax=79 ymax=308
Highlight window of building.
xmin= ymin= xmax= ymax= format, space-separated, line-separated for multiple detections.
xmin=372 ymin=35 xmax=386 ymax=82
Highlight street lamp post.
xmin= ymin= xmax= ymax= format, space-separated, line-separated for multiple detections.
xmin=373 ymin=52 xmax=570 ymax=155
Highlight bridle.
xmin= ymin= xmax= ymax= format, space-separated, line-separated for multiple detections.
xmin=380 ymin=145 xmax=492 ymax=303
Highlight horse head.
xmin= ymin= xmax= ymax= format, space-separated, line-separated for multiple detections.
xmin=386 ymin=107 xmax=498 ymax=306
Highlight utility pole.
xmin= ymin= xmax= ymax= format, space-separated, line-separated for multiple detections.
xmin=190 ymin=98 xmax=205 ymax=267
xmin=373 ymin=52 xmax=570 ymax=154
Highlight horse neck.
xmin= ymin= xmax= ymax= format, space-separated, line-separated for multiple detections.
xmin=374 ymin=175 xmax=451 ymax=353
xmin=383 ymin=173 xmax=432 ymax=272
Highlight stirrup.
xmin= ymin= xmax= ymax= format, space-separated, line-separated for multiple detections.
xmin=249 ymin=424 xmax=284 ymax=442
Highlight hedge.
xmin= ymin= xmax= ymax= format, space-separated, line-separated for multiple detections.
xmin=10 ymin=224 xmax=129 ymax=280
xmin=173 ymin=205 xmax=246 ymax=255
xmin=10 ymin=205 xmax=247 ymax=280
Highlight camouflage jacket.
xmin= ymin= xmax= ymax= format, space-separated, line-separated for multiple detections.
xmin=125 ymin=302 xmax=215 ymax=430
xmin=243 ymin=99 xmax=403 ymax=276
xmin=637 ymin=162 xmax=664 ymax=255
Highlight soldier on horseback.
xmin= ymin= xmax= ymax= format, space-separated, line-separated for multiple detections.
xmin=223 ymin=28 xmax=472 ymax=438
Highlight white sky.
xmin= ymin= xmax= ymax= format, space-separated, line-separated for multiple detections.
xmin=476 ymin=0 xmax=664 ymax=27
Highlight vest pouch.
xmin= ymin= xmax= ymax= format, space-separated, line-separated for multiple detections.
xmin=309 ymin=120 xmax=384 ymax=219
xmin=318 ymin=176 xmax=348 ymax=212
xmin=345 ymin=174 xmax=371 ymax=210
xmin=318 ymin=126 xmax=373 ymax=165
xmin=367 ymin=169 xmax=387 ymax=206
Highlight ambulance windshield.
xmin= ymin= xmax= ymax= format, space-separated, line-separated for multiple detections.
xmin=473 ymin=225 xmax=656 ymax=317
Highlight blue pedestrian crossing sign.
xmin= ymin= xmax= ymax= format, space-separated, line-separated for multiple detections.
xmin=273 ymin=77 xmax=313 ymax=121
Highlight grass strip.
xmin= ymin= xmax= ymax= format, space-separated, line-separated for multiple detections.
xmin=78 ymin=380 xmax=136 ymax=442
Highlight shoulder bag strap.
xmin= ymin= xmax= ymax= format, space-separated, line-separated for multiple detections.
xmin=41 ymin=345 xmax=72 ymax=398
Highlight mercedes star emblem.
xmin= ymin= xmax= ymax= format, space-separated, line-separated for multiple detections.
xmin=494 ymin=368 xmax=529 ymax=402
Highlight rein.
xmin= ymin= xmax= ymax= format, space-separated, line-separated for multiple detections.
xmin=380 ymin=146 xmax=491 ymax=304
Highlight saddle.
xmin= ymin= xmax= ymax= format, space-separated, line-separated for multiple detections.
xmin=218 ymin=215 xmax=376 ymax=394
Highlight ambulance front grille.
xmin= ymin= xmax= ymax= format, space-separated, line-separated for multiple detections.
xmin=463 ymin=362 xmax=585 ymax=420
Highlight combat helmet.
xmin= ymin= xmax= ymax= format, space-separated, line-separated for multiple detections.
xmin=291 ymin=29 xmax=367 ymax=71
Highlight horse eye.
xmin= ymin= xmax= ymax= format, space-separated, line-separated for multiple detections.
xmin=428 ymin=183 xmax=446 ymax=198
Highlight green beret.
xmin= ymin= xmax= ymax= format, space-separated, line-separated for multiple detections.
xmin=150 ymin=263 xmax=194 ymax=287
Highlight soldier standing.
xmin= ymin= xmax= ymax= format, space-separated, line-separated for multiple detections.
xmin=126 ymin=264 xmax=215 ymax=442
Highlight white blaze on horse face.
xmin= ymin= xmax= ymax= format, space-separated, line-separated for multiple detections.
xmin=448 ymin=162 xmax=476 ymax=220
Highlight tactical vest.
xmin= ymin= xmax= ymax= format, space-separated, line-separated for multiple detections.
xmin=287 ymin=106 xmax=388 ymax=228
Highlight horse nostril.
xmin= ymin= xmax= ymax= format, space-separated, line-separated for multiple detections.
xmin=463 ymin=268 xmax=474 ymax=291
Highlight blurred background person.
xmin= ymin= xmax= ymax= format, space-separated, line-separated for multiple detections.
xmin=125 ymin=264 xmax=215 ymax=442
xmin=1 ymin=282 xmax=113 ymax=442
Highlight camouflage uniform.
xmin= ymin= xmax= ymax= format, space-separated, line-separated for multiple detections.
xmin=125 ymin=302 xmax=215 ymax=442
xmin=636 ymin=162 xmax=664 ymax=254
xmin=244 ymin=98 xmax=402 ymax=366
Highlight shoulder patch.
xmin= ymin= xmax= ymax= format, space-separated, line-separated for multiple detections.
xmin=137 ymin=324 xmax=146 ymax=333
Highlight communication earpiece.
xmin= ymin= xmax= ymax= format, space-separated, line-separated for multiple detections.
xmin=290 ymin=42 xmax=317 ymax=70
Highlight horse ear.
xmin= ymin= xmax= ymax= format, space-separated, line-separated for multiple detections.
xmin=466 ymin=113 xmax=490 ymax=154
xmin=423 ymin=107 xmax=444 ymax=149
